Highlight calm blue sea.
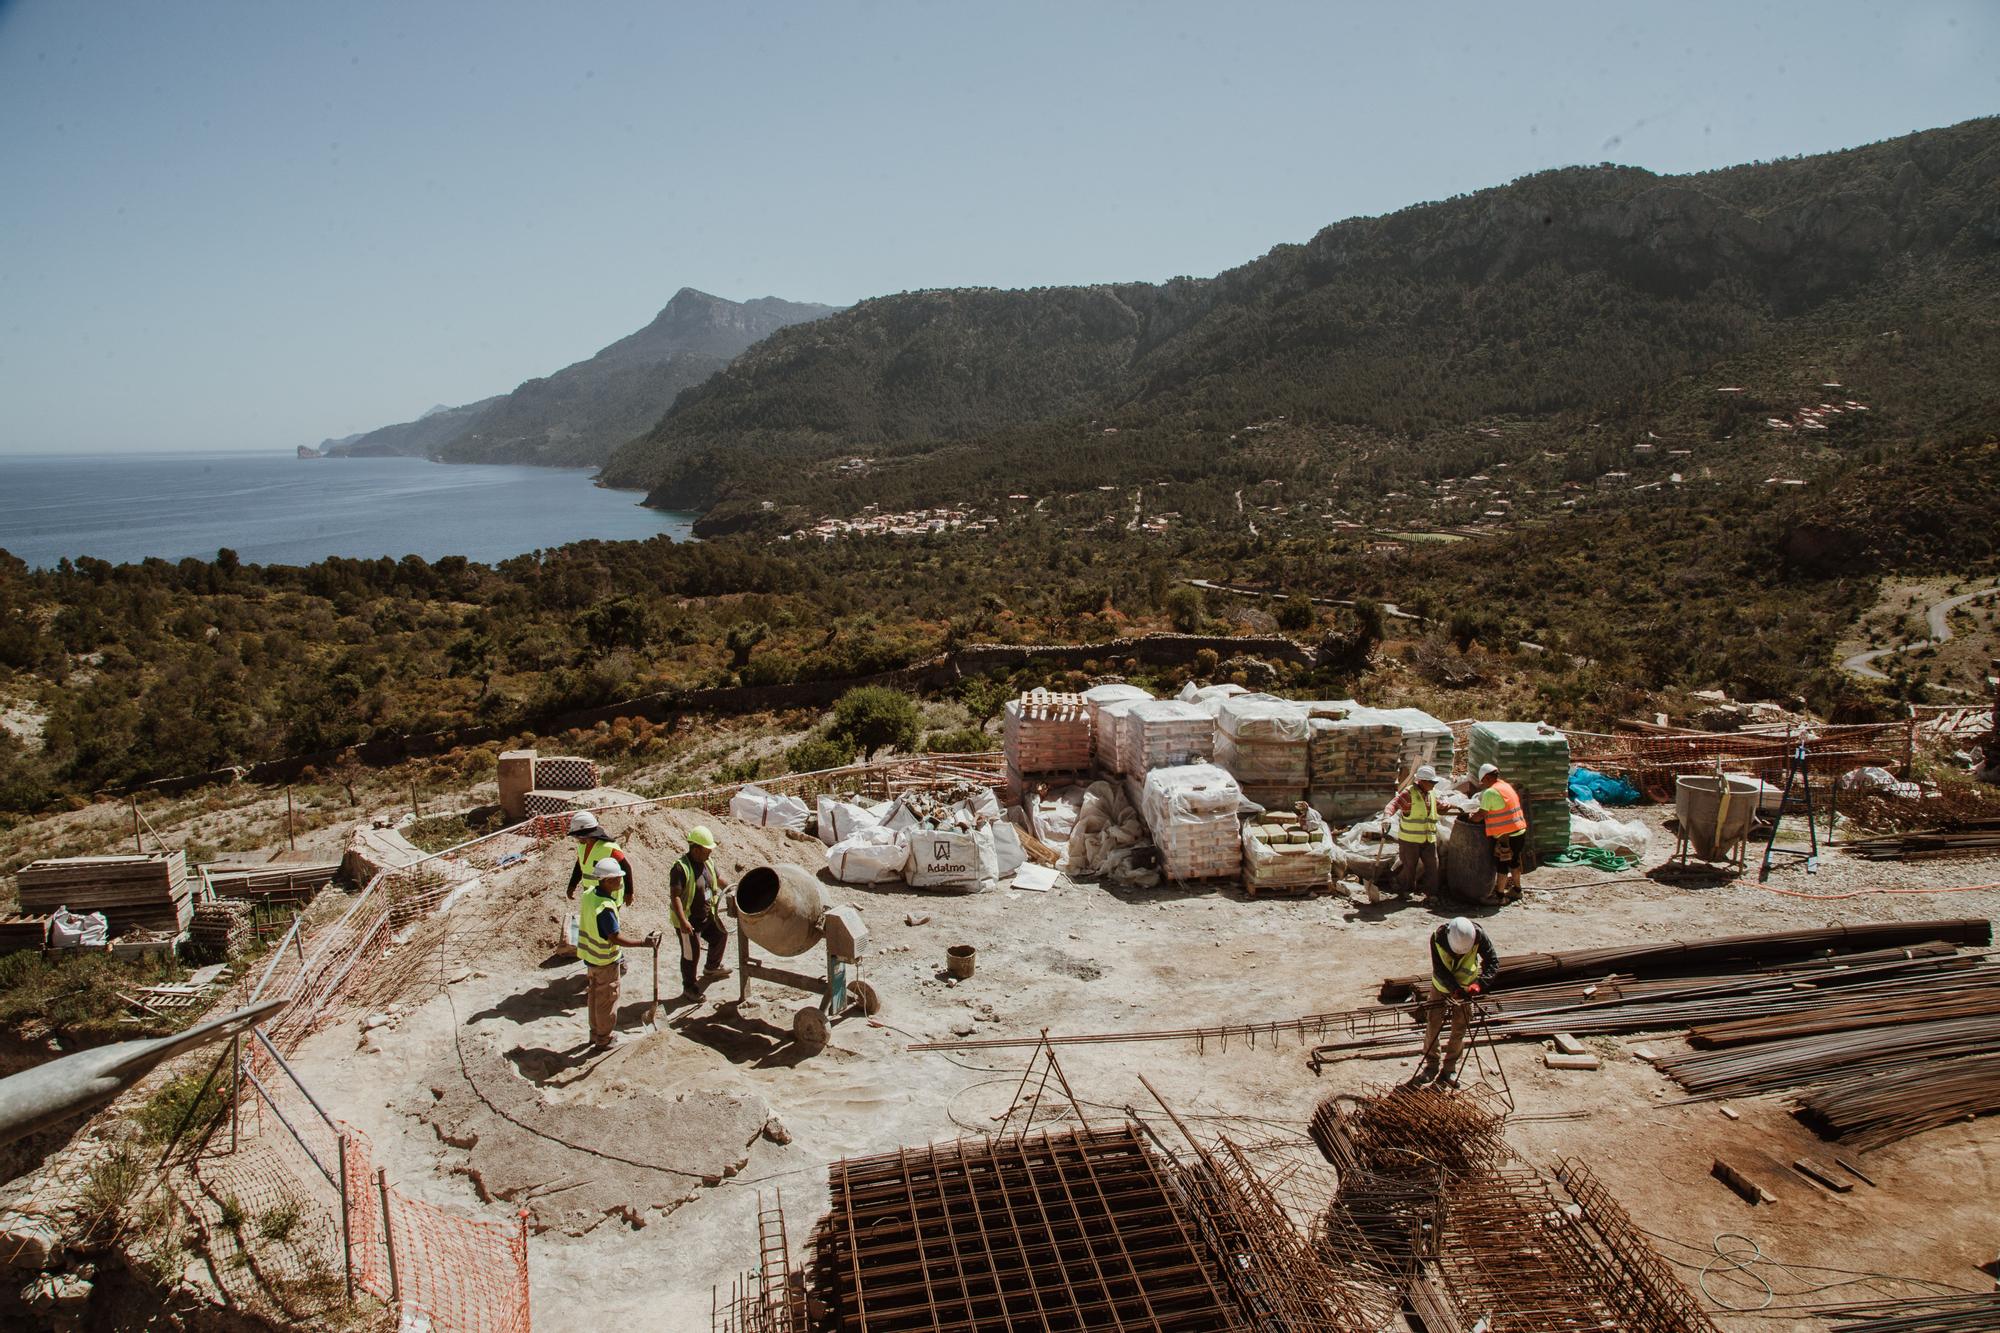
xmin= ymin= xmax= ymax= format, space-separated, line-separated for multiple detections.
xmin=0 ymin=452 xmax=696 ymax=569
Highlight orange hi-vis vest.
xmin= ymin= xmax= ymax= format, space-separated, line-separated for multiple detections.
xmin=1481 ymin=778 xmax=1527 ymax=838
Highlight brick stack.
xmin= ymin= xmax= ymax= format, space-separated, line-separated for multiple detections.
xmin=1241 ymin=811 xmax=1337 ymax=894
xmin=1140 ymin=764 xmax=1243 ymax=883
xmin=14 ymin=853 xmax=192 ymax=935
xmin=1214 ymin=695 xmax=1311 ymax=810
xmin=1119 ymin=701 xmax=1215 ymax=778
xmin=1307 ymin=716 xmax=1405 ymax=821
xmin=1468 ymin=721 xmax=1572 ymax=862
xmin=1081 ymin=684 xmax=1152 ymax=774
xmin=1003 ymin=691 xmax=1094 ymax=779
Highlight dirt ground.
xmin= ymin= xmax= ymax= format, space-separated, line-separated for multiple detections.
xmin=276 ymin=800 xmax=2000 ymax=1333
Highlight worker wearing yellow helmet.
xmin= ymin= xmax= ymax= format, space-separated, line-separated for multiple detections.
xmin=670 ymin=825 xmax=731 ymax=1002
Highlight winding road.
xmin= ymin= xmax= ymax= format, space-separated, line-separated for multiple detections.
xmin=1842 ymin=584 xmax=2000 ymax=681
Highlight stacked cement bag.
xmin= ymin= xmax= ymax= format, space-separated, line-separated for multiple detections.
xmin=1119 ymin=700 xmax=1214 ymax=777
xmin=1307 ymin=715 xmax=1404 ymax=821
xmin=1241 ymin=811 xmax=1336 ymax=892
xmin=1141 ymin=764 xmax=1244 ymax=882
xmin=1214 ymin=694 xmax=1311 ymax=809
xmin=1369 ymin=707 xmax=1456 ymax=778
xmin=1468 ymin=721 xmax=1571 ymax=863
xmin=1081 ymin=683 xmax=1152 ymax=773
xmin=1179 ymin=682 xmax=1250 ymax=718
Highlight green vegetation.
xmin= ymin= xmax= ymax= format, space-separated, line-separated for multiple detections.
xmin=830 ymin=686 xmax=921 ymax=760
xmin=133 ymin=1067 xmax=229 ymax=1145
xmin=0 ymin=949 xmax=190 ymax=1040
xmin=2 ymin=122 xmax=1997 ymax=813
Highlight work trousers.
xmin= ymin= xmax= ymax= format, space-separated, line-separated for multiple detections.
xmin=1420 ymin=990 xmax=1472 ymax=1070
xmin=586 ymin=961 xmax=620 ymax=1047
xmin=679 ymin=903 xmax=728 ymax=990
xmin=1396 ymin=840 xmax=1438 ymax=896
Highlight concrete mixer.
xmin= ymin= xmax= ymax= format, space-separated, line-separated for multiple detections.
xmin=730 ymin=863 xmax=880 ymax=1048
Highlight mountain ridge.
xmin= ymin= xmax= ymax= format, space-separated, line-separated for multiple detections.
xmin=324 ymin=288 xmax=836 ymax=466
xmin=599 ymin=117 xmax=1999 ymax=518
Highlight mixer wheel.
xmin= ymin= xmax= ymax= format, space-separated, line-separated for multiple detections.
xmin=793 ymin=1005 xmax=830 ymax=1048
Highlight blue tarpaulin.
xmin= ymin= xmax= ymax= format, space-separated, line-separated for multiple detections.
xmin=1568 ymin=766 xmax=1642 ymax=806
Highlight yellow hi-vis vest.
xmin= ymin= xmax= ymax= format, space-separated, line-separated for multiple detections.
xmin=1432 ymin=935 xmax=1483 ymax=994
xmin=671 ymin=856 xmax=718 ymax=932
xmin=1397 ymin=788 xmax=1438 ymax=844
xmin=576 ymin=838 xmax=626 ymax=901
xmin=577 ymin=887 xmax=621 ymax=967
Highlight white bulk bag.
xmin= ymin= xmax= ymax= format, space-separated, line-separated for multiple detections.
xmin=730 ymin=785 xmax=809 ymax=832
xmin=826 ymin=827 xmax=911 ymax=885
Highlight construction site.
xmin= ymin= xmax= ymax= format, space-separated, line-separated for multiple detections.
xmin=3 ymin=685 xmax=1999 ymax=1333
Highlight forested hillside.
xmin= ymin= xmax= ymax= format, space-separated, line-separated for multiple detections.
xmin=603 ymin=117 xmax=1999 ymax=520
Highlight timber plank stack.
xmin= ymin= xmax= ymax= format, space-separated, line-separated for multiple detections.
xmin=0 ymin=913 xmax=50 ymax=952
xmin=14 ymin=852 xmax=192 ymax=934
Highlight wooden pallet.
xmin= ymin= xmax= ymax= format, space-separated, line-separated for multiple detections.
xmin=1244 ymin=877 xmax=1335 ymax=899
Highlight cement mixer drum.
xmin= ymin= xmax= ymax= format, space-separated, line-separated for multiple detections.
xmin=734 ymin=863 xmax=827 ymax=957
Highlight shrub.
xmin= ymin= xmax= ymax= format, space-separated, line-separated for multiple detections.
xmin=1164 ymin=586 xmax=1206 ymax=633
xmin=786 ymin=733 xmax=857 ymax=773
xmin=829 ymin=687 xmax=921 ymax=759
xmin=1275 ymin=594 xmax=1316 ymax=631
xmin=923 ymin=726 xmax=996 ymax=754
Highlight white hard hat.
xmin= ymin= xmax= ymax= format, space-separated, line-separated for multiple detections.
xmin=592 ymin=856 xmax=626 ymax=880
xmin=1413 ymin=765 xmax=1439 ymax=784
xmin=1477 ymin=763 xmax=1499 ymax=781
xmin=1446 ymin=917 xmax=1476 ymax=953
xmin=568 ymin=811 xmax=601 ymax=835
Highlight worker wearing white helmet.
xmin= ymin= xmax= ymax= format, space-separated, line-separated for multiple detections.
xmin=1473 ymin=763 xmax=1527 ymax=903
xmin=566 ymin=810 xmax=636 ymax=906
xmin=576 ymin=857 xmax=658 ymax=1051
xmin=1389 ymin=765 xmax=1442 ymax=898
xmin=1410 ymin=916 xmax=1498 ymax=1090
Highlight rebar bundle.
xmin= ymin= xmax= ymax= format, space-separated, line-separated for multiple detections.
xmin=1821 ymin=1293 xmax=2000 ymax=1329
xmin=1654 ymin=1012 xmax=1996 ymax=1099
xmin=1375 ymin=919 xmax=1993 ymax=1002
xmin=1795 ymin=1051 xmax=2000 ymax=1149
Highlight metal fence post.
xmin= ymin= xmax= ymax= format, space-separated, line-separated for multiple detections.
xmin=338 ymin=1133 xmax=353 ymax=1303
xmin=229 ymin=1033 xmax=240 ymax=1154
xmin=378 ymin=1168 xmax=400 ymax=1307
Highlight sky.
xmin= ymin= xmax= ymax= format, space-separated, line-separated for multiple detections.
xmin=1 ymin=2 xmax=1994 ymax=454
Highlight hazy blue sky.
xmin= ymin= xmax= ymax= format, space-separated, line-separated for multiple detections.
xmin=1 ymin=1 xmax=1993 ymax=453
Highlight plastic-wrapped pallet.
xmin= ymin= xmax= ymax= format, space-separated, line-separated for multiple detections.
xmin=1468 ymin=721 xmax=1571 ymax=862
xmin=1140 ymin=764 xmax=1243 ymax=882
xmin=1179 ymin=681 xmax=1252 ymax=718
xmin=1307 ymin=716 xmax=1404 ymax=821
xmin=1095 ymin=698 xmax=1146 ymax=777
xmin=1120 ymin=700 xmax=1215 ymax=777
xmin=1215 ymin=695 xmax=1310 ymax=808
xmin=1081 ymin=684 xmax=1151 ymax=772
xmin=1003 ymin=690 xmax=1093 ymax=777
xmin=1241 ymin=815 xmax=1336 ymax=892
xmin=1367 ymin=707 xmax=1456 ymax=778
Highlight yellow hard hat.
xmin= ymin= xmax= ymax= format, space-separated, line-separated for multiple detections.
xmin=687 ymin=825 xmax=717 ymax=849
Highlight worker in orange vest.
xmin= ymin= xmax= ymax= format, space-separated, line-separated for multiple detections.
xmin=1472 ymin=763 xmax=1527 ymax=903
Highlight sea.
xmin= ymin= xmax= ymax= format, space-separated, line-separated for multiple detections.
xmin=0 ymin=452 xmax=697 ymax=570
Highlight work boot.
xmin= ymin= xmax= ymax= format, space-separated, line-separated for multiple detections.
xmin=700 ymin=965 xmax=733 ymax=983
xmin=1436 ymin=1069 xmax=1461 ymax=1091
xmin=678 ymin=988 xmax=702 ymax=1003
xmin=1406 ymin=1058 xmax=1439 ymax=1088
